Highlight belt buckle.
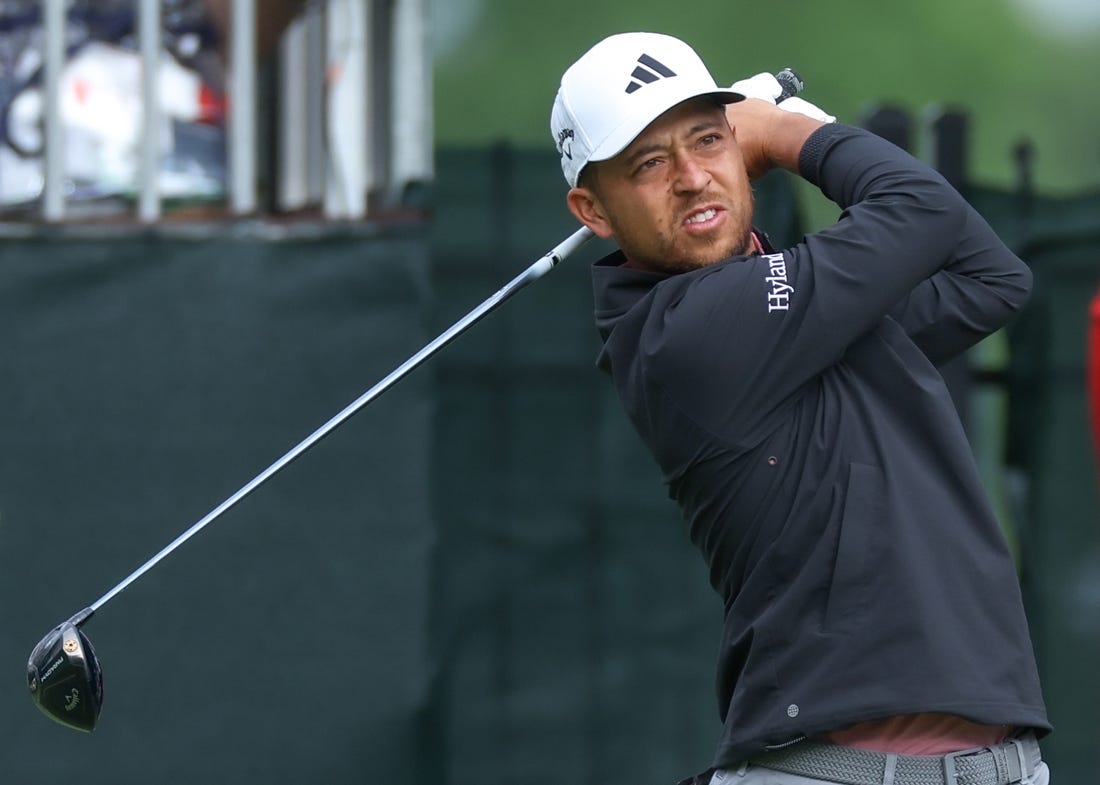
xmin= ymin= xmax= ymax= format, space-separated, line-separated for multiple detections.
xmin=1000 ymin=739 xmax=1027 ymax=783
xmin=941 ymin=746 xmax=983 ymax=785
xmin=942 ymin=742 xmax=1028 ymax=785
xmin=942 ymin=749 xmax=963 ymax=785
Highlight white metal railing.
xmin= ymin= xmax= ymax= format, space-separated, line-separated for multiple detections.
xmin=22 ymin=0 xmax=432 ymax=223
xmin=138 ymin=0 xmax=162 ymax=221
xmin=41 ymin=0 xmax=65 ymax=220
xmin=228 ymin=0 xmax=256 ymax=216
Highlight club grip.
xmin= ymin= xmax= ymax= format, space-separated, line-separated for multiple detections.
xmin=775 ymin=67 xmax=805 ymax=103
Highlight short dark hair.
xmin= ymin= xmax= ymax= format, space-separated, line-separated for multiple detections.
xmin=576 ymin=162 xmax=600 ymax=193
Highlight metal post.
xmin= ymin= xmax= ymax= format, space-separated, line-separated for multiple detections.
xmin=138 ymin=0 xmax=162 ymax=222
xmin=305 ymin=8 xmax=326 ymax=208
xmin=391 ymin=0 xmax=432 ymax=202
xmin=922 ymin=105 xmax=969 ymax=190
xmin=229 ymin=0 xmax=257 ymax=214
xmin=324 ymin=0 xmax=369 ymax=219
xmin=277 ymin=3 xmax=325 ymax=211
xmin=859 ymin=103 xmax=913 ymax=152
xmin=42 ymin=0 xmax=65 ymax=221
xmin=1013 ymin=139 xmax=1035 ymax=199
xmin=278 ymin=12 xmax=309 ymax=210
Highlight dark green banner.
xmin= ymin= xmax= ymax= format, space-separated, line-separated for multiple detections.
xmin=0 ymin=229 xmax=435 ymax=784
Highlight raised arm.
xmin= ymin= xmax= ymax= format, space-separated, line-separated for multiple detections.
xmin=724 ymin=95 xmax=826 ymax=180
xmin=887 ymin=203 xmax=1032 ymax=365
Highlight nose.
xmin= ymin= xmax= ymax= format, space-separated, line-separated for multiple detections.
xmin=672 ymin=153 xmax=711 ymax=193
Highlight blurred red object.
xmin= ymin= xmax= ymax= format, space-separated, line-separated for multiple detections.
xmin=1088 ymin=286 xmax=1100 ymax=476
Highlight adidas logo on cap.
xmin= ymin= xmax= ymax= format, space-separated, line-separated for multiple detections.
xmin=625 ymin=54 xmax=677 ymax=94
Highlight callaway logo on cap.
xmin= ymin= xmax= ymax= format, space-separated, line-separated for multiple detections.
xmin=550 ymin=32 xmax=743 ymax=187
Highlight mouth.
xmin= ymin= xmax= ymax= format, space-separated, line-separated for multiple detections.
xmin=681 ymin=206 xmax=723 ymax=232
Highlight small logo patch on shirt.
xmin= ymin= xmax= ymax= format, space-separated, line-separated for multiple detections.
xmin=763 ymin=253 xmax=793 ymax=312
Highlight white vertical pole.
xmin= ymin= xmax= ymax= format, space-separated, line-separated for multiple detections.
xmin=390 ymin=0 xmax=432 ymax=199
xmin=324 ymin=0 xmax=369 ymax=219
xmin=278 ymin=13 xmax=309 ymax=210
xmin=42 ymin=0 xmax=65 ymax=221
xmin=304 ymin=7 xmax=326 ymax=207
xmin=229 ymin=0 xmax=257 ymax=214
xmin=278 ymin=4 xmax=326 ymax=211
xmin=138 ymin=0 xmax=162 ymax=222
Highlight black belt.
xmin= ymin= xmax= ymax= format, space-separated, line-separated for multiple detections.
xmin=748 ymin=733 xmax=1042 ymax=785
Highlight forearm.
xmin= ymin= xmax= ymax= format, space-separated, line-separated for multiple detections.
xmin=766 ymin=112 xmax=829 ymax=174
xmin=726 ymin=100 xmax=825 ymax=180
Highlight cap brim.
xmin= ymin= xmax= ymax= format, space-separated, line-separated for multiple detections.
xmin=586 ymin=87 xmax=744 ymax=167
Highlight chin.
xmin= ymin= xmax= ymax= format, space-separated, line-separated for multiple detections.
xmin=619 ymin=228 xmax=752 ymax=274
xmin=678 ymin=233 xmax=751 ymax=270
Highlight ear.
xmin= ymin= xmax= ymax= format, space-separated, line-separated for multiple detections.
xmin=566 ymin=187 xmax=614 ymax=239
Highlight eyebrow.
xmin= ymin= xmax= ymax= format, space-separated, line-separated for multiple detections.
xmin=622 ymin=119 xmax=727 ymax=167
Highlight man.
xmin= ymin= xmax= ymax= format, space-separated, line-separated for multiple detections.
xmin=551 ymin=32 xmax=1051 ymax=785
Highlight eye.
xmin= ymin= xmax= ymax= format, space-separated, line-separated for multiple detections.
xmin=698 ymin=133 xmax=721 ymax=147
xmin=633 ymin=157 xmax=663 ymax=176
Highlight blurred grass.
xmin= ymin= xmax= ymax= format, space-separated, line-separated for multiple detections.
xmin=432 ymin=0 xmax=1100 ymax=196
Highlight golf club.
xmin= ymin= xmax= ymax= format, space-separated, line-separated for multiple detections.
xmin=27 ymin=225 xmax=594 ymax=731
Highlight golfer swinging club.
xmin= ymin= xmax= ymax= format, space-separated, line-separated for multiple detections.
xmin=552 ymin=32 xmax=1051 ymax=785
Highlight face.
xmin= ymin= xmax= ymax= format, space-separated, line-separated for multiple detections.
xmin=568 ymin=97 xmax=755 ymax=273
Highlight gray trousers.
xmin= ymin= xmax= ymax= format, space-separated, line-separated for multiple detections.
xmin=710 ymin=760 xmax=1051 ymax=785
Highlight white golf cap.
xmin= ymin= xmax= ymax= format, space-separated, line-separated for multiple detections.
xmin=551 ymin=32 xmax=743 ymax=188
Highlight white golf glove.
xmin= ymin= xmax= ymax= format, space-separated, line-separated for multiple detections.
xmin=730 ymin=72 xmax=836 ymax=123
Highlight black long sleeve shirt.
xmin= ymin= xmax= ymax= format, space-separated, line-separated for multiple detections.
xmin=590 ymin=123 xmax=1049 ymax=767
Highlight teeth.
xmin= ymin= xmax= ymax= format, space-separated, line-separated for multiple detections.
xmin=686 ymin=208 xmax=716 ymax=225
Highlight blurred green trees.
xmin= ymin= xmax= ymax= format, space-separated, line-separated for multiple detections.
xmin=432 ymin=0 xmax=1100 ymax=195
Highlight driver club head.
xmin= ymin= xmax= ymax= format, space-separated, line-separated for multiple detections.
xmin=27 ymin=608 xmax=103 ymax=732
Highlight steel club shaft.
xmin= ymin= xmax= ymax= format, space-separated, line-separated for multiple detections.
xmin=88 ymin=226 xmax=595 ymax=614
